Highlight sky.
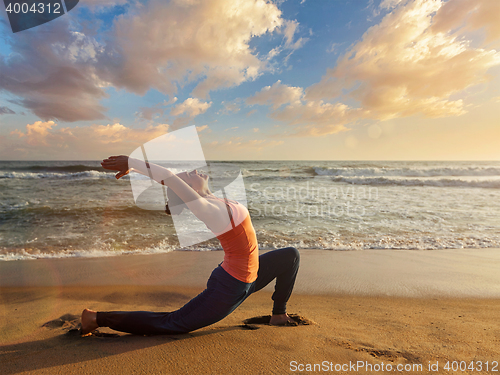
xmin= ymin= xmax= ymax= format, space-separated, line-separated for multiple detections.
xmin=0 ymin=0 xmax=499 ymax=161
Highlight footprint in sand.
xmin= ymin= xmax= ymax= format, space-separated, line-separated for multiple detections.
xmin=241 ymin=314 xmax=315 ymax=329
xmin=42 ymin=313 xmax=80 ymax=330
xmin=332 ymin=339 xmax=421 ymax=363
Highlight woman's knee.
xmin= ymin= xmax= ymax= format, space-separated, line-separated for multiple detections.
xmin=285 ymin=246 xmax=300 ymax=264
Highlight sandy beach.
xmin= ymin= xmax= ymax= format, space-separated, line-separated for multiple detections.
xmin=2 ymin=249 xmax=500 ymax=374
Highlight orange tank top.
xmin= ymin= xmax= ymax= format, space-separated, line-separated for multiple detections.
xmin=208 ymin=197 xmax=259 ymax=283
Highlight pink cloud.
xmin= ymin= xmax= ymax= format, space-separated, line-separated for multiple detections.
xmin=246 ymin=0 xmax=500 ymax=137
xmin=3 ymin=121 xmax=171 ymax=160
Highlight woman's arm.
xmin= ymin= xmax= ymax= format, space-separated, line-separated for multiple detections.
xmin=101 ymin=156 xmax=220 ymax=222
xmin=127 ymin=157 xmax=172 ymax=183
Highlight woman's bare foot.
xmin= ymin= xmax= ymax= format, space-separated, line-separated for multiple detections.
xmin=269 ymin=313 xmax=296 ymax=326
xmin=81 ymin=309 xmax=99 ymax=336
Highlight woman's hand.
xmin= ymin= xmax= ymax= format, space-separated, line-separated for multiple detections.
xmin=101 ymin=155 xmax=130 ymax=179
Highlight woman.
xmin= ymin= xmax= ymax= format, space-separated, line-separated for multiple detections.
xmin=81 ymin=155 xmax=300 ymax=335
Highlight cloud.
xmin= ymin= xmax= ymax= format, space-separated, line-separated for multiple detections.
xmin=169 ymin=97 xmax=212 ymax=128
xmin=265 ymin=19 xmax=309 ymax=66
xmin=0 ymin=0 xmax=302 ymax=122
xmin=244 ymin=0 xmax=500 ymax=137
xmin=282 ymin=20 xmax=308 ymax=50
xmin=219 ymin=101 xmax=241 ymax=115
xmin=0 ymin=106 xmax=15 ymax=115
xmin=0 ymin=20 xmax=108 ymax=122
xmin=270 ymin=100 xmax=362 ymax=136
xmin=247 ymin=80 xmax=304 ymax=109
xmin=163 ymin=97 xmax=178 ymax=106
xmin=2 ymin=121 xmax=171 ymax=159
xmin=306 ymin=0 xmax=500 ymax=122
xmin=171 ymin=98 xmax=212 ymax=117
xmin=81 ymin=0 xmax=129 ymax=9
xmin=432 ymin=0 xmax=500 ymax=43
xmin=135 ymin=105 xmax=165 ymax=121
xmin=326 ymin=42 xmax=340 ymax=54
xmin=97 ymin=0 xmax=298 ymax=98
xmin=196 ymin=125 xmax=209 ymax=132
xmin=52 ymin=31 xmax=102 ymax=64
xmin=379 ymin=0 xmax=406 ymax=10
xmin=134 ymin=97 xmax=178 ymax=122
xmin=204 ymin=137 xmax=284 ymax=153
xmin=246 ymin=81 xmax=362 ymax=136
xmin=9 ymin=120 xmax=56 ymax=146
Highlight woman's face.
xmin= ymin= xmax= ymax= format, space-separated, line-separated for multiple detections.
xmin=178 ymin=169 xmax=209 ymax=192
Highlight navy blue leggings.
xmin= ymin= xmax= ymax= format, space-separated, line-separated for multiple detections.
xmin=96 ymin=247 xmax=300 ymax=335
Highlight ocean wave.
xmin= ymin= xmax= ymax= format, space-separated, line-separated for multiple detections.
xmin=330 ymin=176 xmax=500 ymax=188
xmin=0 ymin=246 xmax=176 ymax=261
xmin=5 ymin=164 xmax=105 ymax=173
xmin=303 ymin=166 xmax=320 ymax=176
xmin=314 ymin=166 xmax=500 ymax=178
xmin=244 ymin=175 xmax=311 ymax=182
xmin=2 ymin=235 xmax=499 ymax=260
xmin=0 ymin=238 xmax=225 ymax=261
xmin=0 ymin=201 xmax=32 ymax=211
xmin=254 ymin=230 xmax=500 ymax=251
xmin=0 ymin=170 xmax=116 ymax=180
xmin=0 ymin=203 xmax=163 ymax=216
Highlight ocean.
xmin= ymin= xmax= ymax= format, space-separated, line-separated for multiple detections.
xmin=1 ymin=160 xmax=500 ymax=261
